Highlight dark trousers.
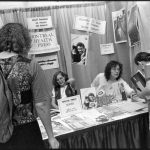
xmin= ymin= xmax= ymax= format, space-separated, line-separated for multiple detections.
xmin=0 ymin=121 xmax=46 ymax=150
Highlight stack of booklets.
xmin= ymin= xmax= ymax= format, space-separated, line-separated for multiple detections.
xmin=51 ymin=120 xmax=74 ymax=136
xmin=75 ymin=109 xmax=111 ymax=125
xmin=37 ymin=117 xmax=74 ymax=138
xmin=109 ymin=100 xmax=148 ymax=113
xmin=61 ymin=114 xmax=92 ymax=130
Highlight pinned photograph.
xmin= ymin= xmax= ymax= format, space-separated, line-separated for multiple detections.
xmin=71 ymin=34 xmax=89 ymax=65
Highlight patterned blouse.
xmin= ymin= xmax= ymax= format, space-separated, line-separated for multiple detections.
xmin=0 ymin=55 xmax=51 ymax=126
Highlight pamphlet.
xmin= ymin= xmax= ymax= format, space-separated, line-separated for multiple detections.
xmin=131 ymin=70 xmax=146 ymax=91
xmin=97 ymin=105 xmax=126 ymax=118
xmin=109 ymin=101 xmax=148 ymax=112
xmin=51 ymin=120 xmax=74 ymax=136
xmin=61 ymin=114 xmax=93 ymax=130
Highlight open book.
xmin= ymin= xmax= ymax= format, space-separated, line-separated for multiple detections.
xmin=131 ymin=71 xmax=146 ymax=91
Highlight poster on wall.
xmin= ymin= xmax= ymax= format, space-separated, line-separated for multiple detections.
xmin=71 ymin=34 xmax=89 ymax=65
xmin=73 ymin=15 xmax=106 ymax=35
xmin=112 ymin=8 xmax=127 ymax=43
xmin=34 ymin=53 xmax=59 ymax=70
xmin=127 ymin=5 xmax=140 ymax=47
xmin=27 ymin=16 xmax=53 ymax=30
xmin=29 ymin=29 xmax=60 ymax=54
xmin=80 ymin=87 xmax=97 ymax=109
xmin=100 ymin=43 xmax=115 ymax=55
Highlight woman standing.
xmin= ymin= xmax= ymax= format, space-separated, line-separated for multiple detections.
xmin=0 ymin=23 xmax=59 ymax=149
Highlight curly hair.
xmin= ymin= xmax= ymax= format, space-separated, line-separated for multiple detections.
xmin=134 ymin=52 xmax=150 ymax=65
xmin=52 ymin=71 xmax=69 ymax=89
xmin=0 ymin=23 xmax=31 ymax=54
xmin=104 ymin=60 xmax=123 ymax=81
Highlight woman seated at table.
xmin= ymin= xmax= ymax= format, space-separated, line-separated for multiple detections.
xmin=91 ymin=60 xmax=145 ymax=106
xmin=51 ymin=71 xmax=77 ymax=109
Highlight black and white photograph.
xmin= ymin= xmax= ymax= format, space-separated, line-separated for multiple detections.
xmin=71 ymin=34 xmax=89 ymax=65
xmin=0 ymin=1 xmax=149 ymax=150
xmin=112 ymin=8 xmax=127 ymax=43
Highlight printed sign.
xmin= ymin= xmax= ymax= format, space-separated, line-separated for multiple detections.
xmin=27 ymin=16 xmax=53 ymax=29
xmin=35 ymin=54 xmax=59 ymax=70
xmin=29 ymin=29 xmax=60 ymax=54
xmin=73 ymin=15 xmax=106 ymax=35
xmin=90 ymin=18 xmax=106 ymax=34
xmin=100 ymin=43 xmax=115 ymax=55
xmin=58 ymin=95 xmax=82 ymax=117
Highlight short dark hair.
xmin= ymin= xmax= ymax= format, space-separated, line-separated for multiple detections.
xmin=104 ymin=60 xmax=123 ymax=81
xmin=52 ymin=71 xmax=69 ymax=89
xmin=134 ymin=52 xmax=150 ymax=65
xmin=76 ymin=42 xmax=85 ymax=48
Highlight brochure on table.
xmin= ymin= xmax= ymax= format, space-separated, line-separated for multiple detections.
xmin=57 ymin=95 xmax=83 ymax=117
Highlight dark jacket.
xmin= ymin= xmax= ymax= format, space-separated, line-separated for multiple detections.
xmin=54 ymin=83 xmax=77 ymax=105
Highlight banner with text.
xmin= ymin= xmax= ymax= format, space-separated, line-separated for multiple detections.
xmin=29 ymin=29 xmax=60 ymax=54
xmin=73 ymin=15 xmax=106 ymax=35
xmin=27 ymin=16 xmax=53 ymax=30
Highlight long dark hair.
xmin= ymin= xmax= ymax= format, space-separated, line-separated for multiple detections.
xmin=134 ymin=52 xmax=150 ymax=65
xmin=52 ymin=71 xmax=69 ymax=90
xmin=104 ymin=60 xmax=123 ymax=81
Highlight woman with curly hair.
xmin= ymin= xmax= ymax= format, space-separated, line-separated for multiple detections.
xmin=91 ymin=60 xmax=145 ymax=105
xmin=0 ymin=23 xmax=59 ymax=149
xmin=52 ymin=71 xmax=77 ymax=109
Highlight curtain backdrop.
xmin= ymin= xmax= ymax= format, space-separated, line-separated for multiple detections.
xmin=106 ymin=1 xmax=132 ymax=86
xmin=0 ymin=1 xmax=133 ymax=93
xmin=127 ymin=2 xmax=150 ymax=77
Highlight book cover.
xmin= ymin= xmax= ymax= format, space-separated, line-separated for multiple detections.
xmin=131 ymin=71 xmax=146 ymax=91
xmin=80 ymin=87 xmax=97 ymax=109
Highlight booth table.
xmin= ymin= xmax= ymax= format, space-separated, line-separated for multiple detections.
xmin=38 ymin=102 xmax=149 ymax=149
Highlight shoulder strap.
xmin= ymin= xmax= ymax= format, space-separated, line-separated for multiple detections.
xmin=5 ymin=60 xmax=17 ymax=79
